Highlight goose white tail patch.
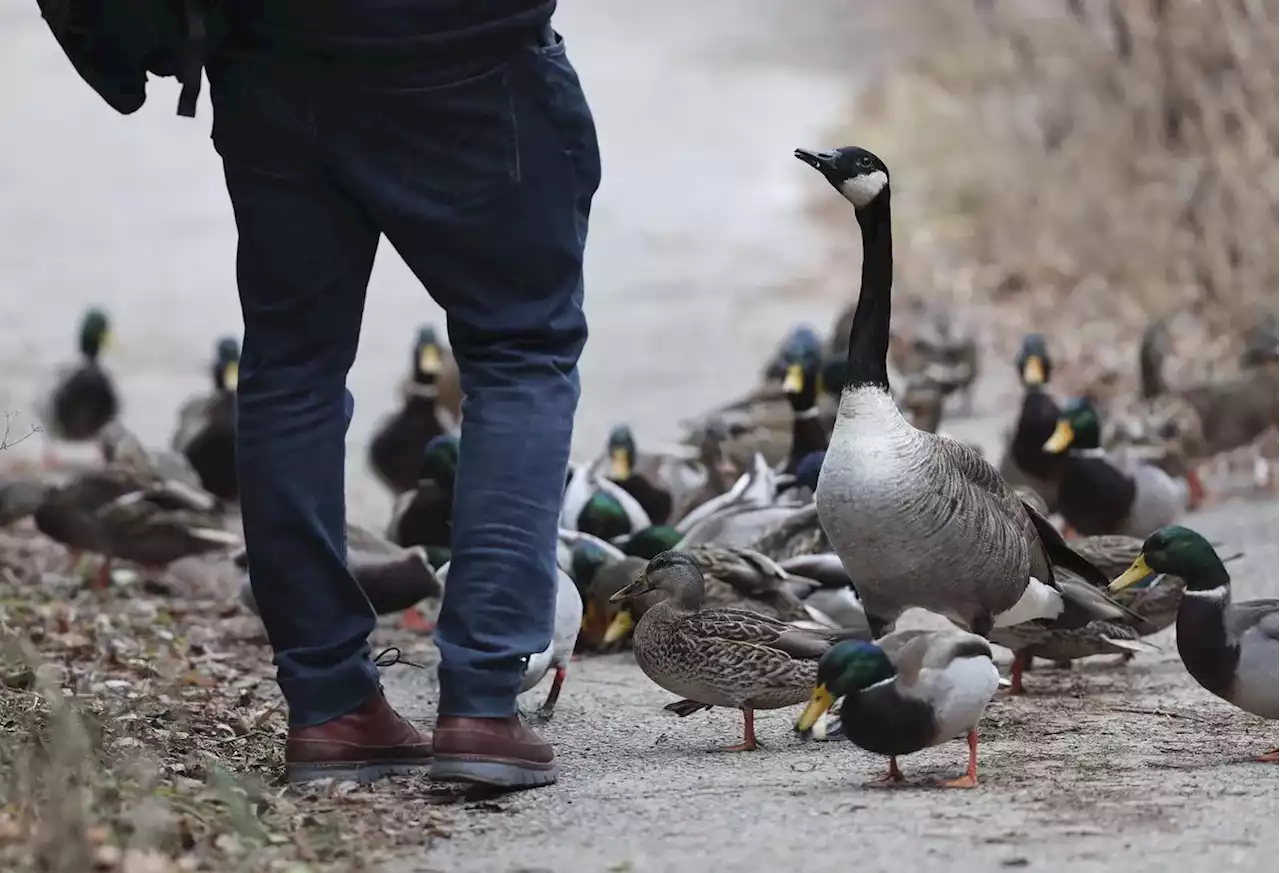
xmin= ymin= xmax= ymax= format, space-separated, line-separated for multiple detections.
xmin=839 ymin=170 xmax=888 ymax=208
xmin=993 ymin=578 xmax=1064 ymax=628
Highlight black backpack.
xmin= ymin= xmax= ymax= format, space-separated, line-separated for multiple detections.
xmin=37 ymin=0 xmax=224 ymax=118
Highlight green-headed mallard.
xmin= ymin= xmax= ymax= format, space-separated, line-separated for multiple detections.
xmin=386 ymin=433 xmax=457 ymax=555
xmin=37 ymin=307 xmax=119 ymax=466
xmin=171 ymin=336 xmax=239 ymax=501
xmin=773 ymin=327 xmax=831 ymax=473
xmin=602 ymin=545 xmax=826 ymax=649
xmin=604 ymin=425 xmax=674 ymax=525
xmin=368 ymin=325 xmax=459 ymax=495
xmin=562 ymin=531 xmax=647 ymax=651
xmin=997 ymin=333 xmax=1061 ymax=511
xmin=1111 ymin=525 xmax=1277 ymax=761
xmin=33 ymin=464 xmax=238 ymax=588
xmin=1044 ymin=396 xmax=1189 ymax=537
xmin=609 ymin=550 xmax=863 ymax=751
xmin=562 ymin=460 xmax=651 ymax=540
xmin=794 ymin=623 xmax=1000 ymax=787
xmin=795 ymin=144 xmax=1110 ymax=637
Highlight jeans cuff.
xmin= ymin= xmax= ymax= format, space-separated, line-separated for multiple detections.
xmin=436 ymin=660 xmax=525 ymax=718
xmin=277 ymin=655 xmax=382 ymax=728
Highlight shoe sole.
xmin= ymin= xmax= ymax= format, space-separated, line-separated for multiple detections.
xmin=430 ymin=756 xmax=560 ymax=789
xmin=286 ymin=759 xmax=431 ymax=785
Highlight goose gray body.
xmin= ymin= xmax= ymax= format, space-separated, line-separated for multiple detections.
xmin=817 ymin=387 xmax=1055 ymax=631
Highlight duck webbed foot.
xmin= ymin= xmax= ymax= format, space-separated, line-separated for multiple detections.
xmin=938 ymin=730 xmax=981 ymax=789
xmin=535 ymin=666 xmax=567 ymax=720
xmin=718 ymin=708 xmax=759 ymax=752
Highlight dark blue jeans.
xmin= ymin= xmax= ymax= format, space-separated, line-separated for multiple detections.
xmin=210 ymin=28 xmax=599 ymax=727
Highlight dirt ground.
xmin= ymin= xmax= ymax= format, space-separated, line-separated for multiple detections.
xmin=383 ymin=496 xmax=1278 ymax=873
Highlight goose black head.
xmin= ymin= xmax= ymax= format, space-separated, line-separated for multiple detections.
xmin=794 ymin=146 xmax=890 ymax=210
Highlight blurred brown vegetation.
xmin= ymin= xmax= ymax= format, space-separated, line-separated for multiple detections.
xmin=824 ymin=0 xmax=1277 ymax=394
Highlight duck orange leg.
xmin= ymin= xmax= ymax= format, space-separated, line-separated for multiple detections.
xmin=721 ymin=708 xmax=759 ymax=752
xmin=1185 ymin=467 xmax=1207 ymax=508
xmin=90 ymin=558 xmax=112 ymax=590
xmin=1008 ymin=651 xmax=1028 ymax=694
xmin=939 ymin=730 xmax=980 ymax=789
xmin=1255 ymin=747 xmax=1278 ymax=763
xmin=877 ymin=756 xmax=905 ymax=783
xmin=399 ymin=605 xmax=435 ymax=633
xmin=538 ymin=666 xmax=567 ymax=718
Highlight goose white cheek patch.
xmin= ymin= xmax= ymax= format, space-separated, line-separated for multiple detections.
xmin=839 ymin=170 xmax=888 ymax=208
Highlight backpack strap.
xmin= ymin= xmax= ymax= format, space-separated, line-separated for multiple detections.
xmin=176 ymin=0 xmax=208 ymax=118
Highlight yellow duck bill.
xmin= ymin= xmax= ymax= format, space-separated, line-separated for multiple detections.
xmin=602 ymin=609 xmax=635 ymax=645
xmin=1022 ymin=355 xmax=1045 ymax=386
xmin=418 ymin=344 xmax=443 ymax=375
xmin=783 ymin=363 xmax=805 ymax=394
xmin=794 ymin=683 xmax=835 ymax=735
xmin=610 ymin=447 xmax=631 ymax=480
xmin=222 ymin=361 xmax=240 ymax=391
xmin=1042 ymin=419 xmax=1074 ymax=453
xmin=1109 ymin=554 xmax=1154 ymax=593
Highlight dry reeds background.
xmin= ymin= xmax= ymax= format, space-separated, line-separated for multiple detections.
xmin=825 ymin=0 xmax=1277 ymax=392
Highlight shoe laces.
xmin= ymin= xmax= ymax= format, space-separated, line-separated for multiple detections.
xmin=373 ymin=646 xmax=427 ymax=670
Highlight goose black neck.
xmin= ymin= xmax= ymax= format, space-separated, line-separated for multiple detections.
xmin=844 ymin=196 xmax=893 ymax=391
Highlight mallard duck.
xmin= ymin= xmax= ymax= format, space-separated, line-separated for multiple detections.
xmin=794 ymin=624 xmax=1000 ymax=787
xmin=562 ymin=531 xmax=647 ymax=650
xmin=795 ymin=144 xmax=1109 ymax=637
xmin=1110 ymin=525 xmax=1277 ymax=761
xmin=237 ymin=523 xmax=443 ymax=620
xmin=745 ymin=499 xmax=830 ymax=561
xmin=434 ymin=560 xmax=581 ymax=718
xmin=100 ymin=423 xmax=204 ymax=492
xmin=171 ymin=336 xmax=239 ymax=501
xmin=602 ymin=545 xmax=827 ymax=648
xmin=368 ymin=326 xmax=459 ymax=495
xmin=674 ymin=453 xmax=796 ymax=548
xmin=777 ymin=552 xmax=869 ymax=635
xmin=1115 ymin=319 xmax=1279 ymax=505
xmin=680 ymin=325 xmax=839 ymax=471
xmin=777 ymin=330 xmax=831 ymax=473
xmin=604 ymin=425 xmax=674 ymax=525
xmin=561 ymin=460 xmax=651 ymax=539
xmin=36 ymin=307 xmax=120 ymax=467
xmin=1044 ymin=396 xmax=1189 ymax=537
xmin=609 ymin=550 xmax=862 ymax=751
xmin=892 ymin=303 xmax=980 ymax=416
xmin=997 ymin=334 xmax=1062 ymax=511
xmin=386 ymin=433 xmax=457 ymax=557
xmin=33 ymin=465 xmax=238 ymax=588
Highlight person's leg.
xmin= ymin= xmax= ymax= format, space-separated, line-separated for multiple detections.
xmin=322 ymin=27 xmax=599 ymax=786
xmin=209 ymin=54 xmax=431 ymax=781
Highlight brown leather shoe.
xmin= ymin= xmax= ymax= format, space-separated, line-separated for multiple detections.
xmin=430 ymin=716 xmax=558 ymax=789
xmin=285 ymin=690 xmax=433 ymax=784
